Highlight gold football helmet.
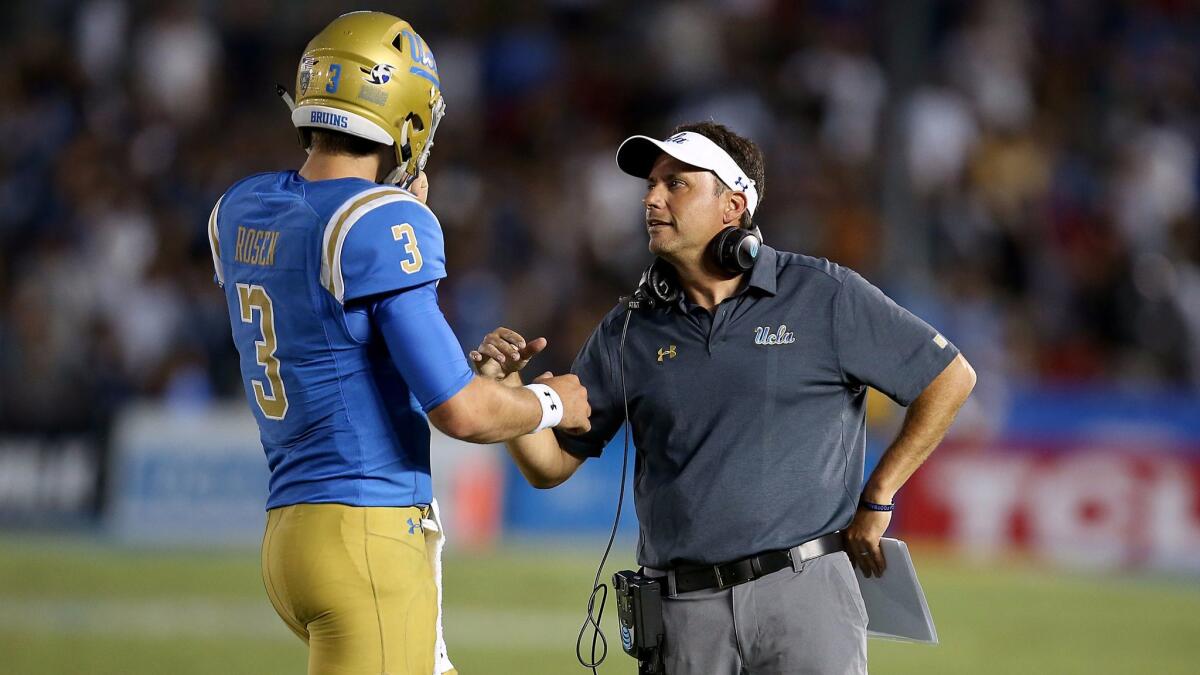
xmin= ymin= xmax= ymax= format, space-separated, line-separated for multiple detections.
xmin=290 ymin=11 xmax=445 ymax=187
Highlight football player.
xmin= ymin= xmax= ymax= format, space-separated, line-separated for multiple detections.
xmin=206 ymin=12 xmax=590 ymax=675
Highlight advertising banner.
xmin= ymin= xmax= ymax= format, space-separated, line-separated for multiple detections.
xmin=105 ymin=403 xmax=504 ymax=548
xmin=0 ymin=434 xmax=101 ymax=525
xmin=898 ymin=442 xmax=1200 ymax=572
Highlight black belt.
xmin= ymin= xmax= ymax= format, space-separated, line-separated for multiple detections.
xmin=652 ymin=531 xmax=845 ymax=595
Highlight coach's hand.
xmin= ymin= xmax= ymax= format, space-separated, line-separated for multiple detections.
xmin=844 ymin=507 xmax=890 ymax=578
xmin=470 ymin=327 xmax=547 ymax=382
xmin=535 ymin=371 xmax=591 ymax=435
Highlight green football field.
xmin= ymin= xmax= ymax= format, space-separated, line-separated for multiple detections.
xmin=1 ymin=534 xmax=1197 ymax=674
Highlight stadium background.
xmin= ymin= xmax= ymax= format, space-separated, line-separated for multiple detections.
xmin=2 ymin=0 xmax=1199 ymax=673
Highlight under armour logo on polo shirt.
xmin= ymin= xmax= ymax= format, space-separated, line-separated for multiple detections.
xmin=657 ymin=345 xmax=677 ymax=362
xmin=541 ymin=389 xmax=558 ymax=411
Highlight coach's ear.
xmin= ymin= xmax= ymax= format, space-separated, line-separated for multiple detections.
xmin=722 ymin=190 xmax=747 ymax=225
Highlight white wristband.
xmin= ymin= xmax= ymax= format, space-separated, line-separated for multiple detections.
xmin=524 ymin=383 xmax=564 ymax=433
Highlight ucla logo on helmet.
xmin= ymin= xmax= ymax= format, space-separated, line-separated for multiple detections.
xmin=362 ymin=63 xmax=396 ymax=85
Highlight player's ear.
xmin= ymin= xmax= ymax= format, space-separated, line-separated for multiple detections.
xmin=723 ymin=191 xmax=747 ymax=225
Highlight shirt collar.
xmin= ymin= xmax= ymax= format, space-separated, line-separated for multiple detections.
xmin=747 ymin=245 xmax=778 ymax=296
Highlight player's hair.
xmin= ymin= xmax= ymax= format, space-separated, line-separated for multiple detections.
xmin=304 ymin=128 xmax=386 ymax=157
xmin=670 ymin=121 xmax=765 ymax=229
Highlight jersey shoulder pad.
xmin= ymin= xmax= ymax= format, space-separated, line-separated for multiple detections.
xmin=208 ymin=172 xmax=286 ymax=287
xmin=207 ymin=193 xmax=227 ymax=286
xmin=320 ymin=186 xmax=445 ymax=303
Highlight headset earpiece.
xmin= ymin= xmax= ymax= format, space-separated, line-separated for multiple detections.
xmin=628 ymin=226 xmax=762 ymax=308
xmin=632 ymin=259 xmax=681 ymax=309
xmin=710 ymin=225 xmax=763 ymax=275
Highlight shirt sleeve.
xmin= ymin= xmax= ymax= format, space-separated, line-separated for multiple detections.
xmin=834 ymin=271 xmax=960 ymax=406
xmin=372 ymin=282 xmax=474 ymax=413
xmin=334 ymin=197 xmax=447 ymax=304
xmin=553 ymin=313 xmax=625 ymax=458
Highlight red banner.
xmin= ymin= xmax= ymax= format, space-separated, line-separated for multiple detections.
xmin=897 ymin=442 xmax=1200 ymax=571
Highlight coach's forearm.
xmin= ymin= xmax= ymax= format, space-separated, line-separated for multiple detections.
xmin=428 ymin=376 xmax=541 ymax=443
xmin=862 ymin=354 xmax=976 ymax=503
xmin=505 ymin=431 xmax=584 ymax=489
xmin=489 ymin=371 xmax=585 ymax=488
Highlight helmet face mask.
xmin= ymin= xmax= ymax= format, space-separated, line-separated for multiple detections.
xmin=291 ymin=11 xmax=445 ymax=186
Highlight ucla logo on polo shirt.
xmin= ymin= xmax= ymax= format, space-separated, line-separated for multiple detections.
xmin=754 ymin=325 xmax=795 ymax=346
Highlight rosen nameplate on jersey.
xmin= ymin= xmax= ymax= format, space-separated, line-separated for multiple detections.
xmin=233 ymin=226 xmax=281 ymax=267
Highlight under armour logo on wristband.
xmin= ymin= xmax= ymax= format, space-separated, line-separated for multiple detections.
xmin=542 ymin=390 xmax=558 ymax=411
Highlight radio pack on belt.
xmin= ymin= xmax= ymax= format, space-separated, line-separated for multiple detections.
xmin=613 ymin=570 xmax=665 ymax=674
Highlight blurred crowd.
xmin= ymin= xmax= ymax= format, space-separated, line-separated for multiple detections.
xmin=1 ymin=0 xmax=1198 ymax=435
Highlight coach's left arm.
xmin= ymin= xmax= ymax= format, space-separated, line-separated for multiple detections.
xmin=845 ymin=353 xmax=976 ymax=578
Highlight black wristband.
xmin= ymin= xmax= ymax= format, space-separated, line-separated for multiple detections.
xmin=858 ymin=498 xmax=894 ymax=512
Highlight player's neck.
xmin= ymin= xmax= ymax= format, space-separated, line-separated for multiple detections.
xmin=673 ymin=258 xmax=745 ymax=312
xmin=299 ymin=151 xmax=383 ymax=183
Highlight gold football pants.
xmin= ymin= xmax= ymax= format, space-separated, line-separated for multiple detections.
xmin=262 ymin=503 xmax=443 ymax=675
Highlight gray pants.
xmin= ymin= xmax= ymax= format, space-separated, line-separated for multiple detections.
xmin=657 ymin=551 xmax=867 ymax=675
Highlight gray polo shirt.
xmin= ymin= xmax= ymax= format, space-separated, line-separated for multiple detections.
xmin=554 ymin=246 xmax=960 ymax=569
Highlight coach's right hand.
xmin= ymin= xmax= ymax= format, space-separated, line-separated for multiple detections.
xmin=534 ymin=371 xmax=591 ymax=435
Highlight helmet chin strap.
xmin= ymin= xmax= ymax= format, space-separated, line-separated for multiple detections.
xmin=276 ymin=85 xmax=296 ymax=112
xmin=386 ymin=118 xmax=415 ymax=187
xmin=385 ymin=166 xmax=410 ymax=187
xmin=276 ymin=85 xmax=314 ymax=156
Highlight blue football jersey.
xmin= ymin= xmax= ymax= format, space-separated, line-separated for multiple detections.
xmin=207 ymin=171 xmax=472 ymax=509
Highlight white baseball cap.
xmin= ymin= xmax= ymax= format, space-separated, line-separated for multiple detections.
xmin=615 ymin=131 xmax=759 ymax=216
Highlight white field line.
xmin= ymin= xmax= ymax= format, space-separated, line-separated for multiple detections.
xmin=0 ymin=598 xmax=592 ymax=649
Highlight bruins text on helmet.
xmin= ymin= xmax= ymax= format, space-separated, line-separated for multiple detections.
xmin=289 ymin=11 xmax=446 ymax=188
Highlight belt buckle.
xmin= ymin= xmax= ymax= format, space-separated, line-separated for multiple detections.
xmin=713 ymin=565 xmax=725 ymax=589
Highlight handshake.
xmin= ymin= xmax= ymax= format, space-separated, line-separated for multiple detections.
xmin=470 ymin=327 xmax=592 ymax=435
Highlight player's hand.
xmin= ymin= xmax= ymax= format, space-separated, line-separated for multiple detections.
xmin=410 ymin=171 xmax=429 ymax=204
xmin=470 ymin=328 xmax=547 ymax=382
xmin=844 ymin=507 xmax=891 ymax=578
xmin=534 ymin=371 xmax=591 ymax=435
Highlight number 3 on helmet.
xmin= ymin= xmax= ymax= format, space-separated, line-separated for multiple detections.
xmin=289 ymin=11 xmax=446 ymax=188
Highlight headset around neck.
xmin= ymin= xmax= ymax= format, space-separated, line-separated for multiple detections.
xmin=630 ymin=224 xmax=763 ymax=309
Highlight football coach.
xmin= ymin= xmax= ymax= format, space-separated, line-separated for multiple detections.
xmin=472 ymin=121 xmax=977 ymax=674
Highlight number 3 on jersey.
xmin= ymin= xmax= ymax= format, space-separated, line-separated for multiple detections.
xmin=391 ymin=223 xmax=423 ymax=273
xmin=237 ymin=283 xmax=289 ymax=420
